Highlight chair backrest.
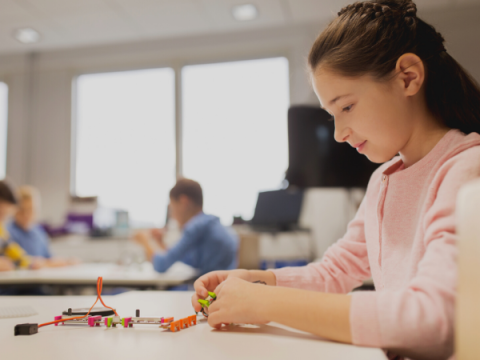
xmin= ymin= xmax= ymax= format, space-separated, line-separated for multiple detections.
xmin=456 ymin=179 xmax=480 ymax=360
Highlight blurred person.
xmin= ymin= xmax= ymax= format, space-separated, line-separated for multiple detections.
xmin=0 ymin=180 xmax=33 ymax=271
xmin=134 ymin=178 xmax=238 ymax=276
xmin=0 ymin=181 xmax=15 ymax=271
xmin=8 ymin=186 xmax=77 ymax=268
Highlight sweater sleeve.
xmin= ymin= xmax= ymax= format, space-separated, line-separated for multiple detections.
xmin=271 ymin=195 xmax=371 ymax=293
xmin=152 ymin=224 xmax=201 ymax=273
xmin=350 ymin=152 xmax=480 ymax=360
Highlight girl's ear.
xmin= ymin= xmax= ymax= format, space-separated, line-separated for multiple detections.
xmin=394 ymin=53 xmax=425 ymax=97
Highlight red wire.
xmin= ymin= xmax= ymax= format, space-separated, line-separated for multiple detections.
xmin=38 ymin=277 xmax=119 ymax=328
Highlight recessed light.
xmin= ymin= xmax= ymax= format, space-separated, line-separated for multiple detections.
xmin=14 ymin=28 xmax=41 ymax=44
xmin=232 ymin=4 xmax=258 ymax=21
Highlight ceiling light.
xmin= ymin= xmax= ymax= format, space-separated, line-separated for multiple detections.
xmin=232 ymin=4 xmax=258 ymax=21
xmin=14 ymin=28 xmax=41 ymax=44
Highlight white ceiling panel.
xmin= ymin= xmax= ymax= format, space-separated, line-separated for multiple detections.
xmin=0 ymin=0 xmax=477 ymax=54
xmin=19 ymin=0 xmax=113 ymax=17
xmin=0 ymin=0 xmax=38 ymax=22
xmin=200 ymin=0 xmax=286 ymax=30
xmin=286 ymin=0 xmax=351 ymax=23
xmin=112 ymin=0 xmax=210 ymax=36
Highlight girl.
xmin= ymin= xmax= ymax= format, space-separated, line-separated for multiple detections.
xmin=191 ymin=1 xmax=480 ymax=359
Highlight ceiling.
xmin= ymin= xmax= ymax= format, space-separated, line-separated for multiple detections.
xmin=0 ymin=0 xmax=478 ymax=55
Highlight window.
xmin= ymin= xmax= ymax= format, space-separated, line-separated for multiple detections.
xmin=182 ymin=57 xmax=290 ymax=224
xmin=74 ymin=68 xmax=175 ymax=226
xmin=0 ymin=82 xmax=8 ymax=179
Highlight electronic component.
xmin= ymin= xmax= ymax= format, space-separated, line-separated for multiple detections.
xmin=62 ymin=307 xmax=115 ymax=317
xmin=14 ymin=323 xmax=38 ymax=336
xmin=14 ymin=277 xmax=197 ymax=335
xmin=197 ymin=292 xmax=216 ymax=317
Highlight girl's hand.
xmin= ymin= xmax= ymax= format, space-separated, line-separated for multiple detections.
xmin=191 ymin=269 xmax=251 ymax=312
xmin=208 ymin=277 xmax=270 ymax=328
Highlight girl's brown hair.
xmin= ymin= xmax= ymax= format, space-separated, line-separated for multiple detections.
xmin=308 ymin=0 xmax=480 ymax=134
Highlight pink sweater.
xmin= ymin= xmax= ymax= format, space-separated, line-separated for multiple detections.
xmin=272 ymin=130 xmax=480 ymax=360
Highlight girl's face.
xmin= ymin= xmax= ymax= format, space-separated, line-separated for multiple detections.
xmin=311 ymin=68 xmax=415 ymax=163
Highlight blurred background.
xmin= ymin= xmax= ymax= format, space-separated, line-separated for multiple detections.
xmin=0 ymin=0 xmax=479 ymax=294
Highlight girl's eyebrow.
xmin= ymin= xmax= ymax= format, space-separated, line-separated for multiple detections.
xmin=329 ymin=94 xmax=352 ymax=105
xmin=320 ymin=94 xmax=353 ymax=111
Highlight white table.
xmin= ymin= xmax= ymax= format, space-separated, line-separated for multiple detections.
xmin=0 ymin=262 xmax=197 ymax=289
xmin=0 ymin=291 xmax=387 ymax=360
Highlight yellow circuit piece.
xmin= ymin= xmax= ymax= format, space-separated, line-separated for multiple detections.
xmin=4 ymin=242 xmax=31 ymax=268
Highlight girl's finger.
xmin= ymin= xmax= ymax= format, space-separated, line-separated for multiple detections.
xmin=194 ymin=271 xmax=225 ymax=298
xmin=213 ymin=280 xmax=227 ymax=296
xmin=193 ymin=277 xmax=211 ymax=298
xmin=208 ymin=310 xmax=227 ymax=328
xmin=208 ymin=299 xmax=220 ymax=314
xmin=191 ymin=293 xmax=203 ymax=313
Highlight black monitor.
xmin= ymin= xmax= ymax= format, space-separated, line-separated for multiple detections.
xmin=285 ymin=105 xmax=380 ymax=188
xmin=250 ymin=189 xmax=304 ymax=232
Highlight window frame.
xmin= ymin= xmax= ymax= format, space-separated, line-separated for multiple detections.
xmin=70 ymin=53 xmax=292 ymax=223
xmin=0 ymin=79 xmax=9 ymax=180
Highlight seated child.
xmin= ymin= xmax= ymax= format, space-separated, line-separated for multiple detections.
xmin=0 ymin=181 xmax=13 ymax=269
xmin=134 ymin=178 xmax=238 ymax=275
xmin=8 ymin=186 xmax=75 ymax=267
xmin=0 ymin=180 xmax=31 ymax=270
xmin=191 ymin=1 xmax=480 ymax=358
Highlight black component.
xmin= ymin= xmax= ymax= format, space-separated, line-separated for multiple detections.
xmin=14 ymin=323 xmax=38 ymax=336
xmin=62 ymin=307 xmax=115 ymax=317
xmin=136 ymin=309 xmax=140 ymax=317
xmin=285 ymin=105 xmax=380 ymax=188
xmin=253 ymin=281 xmax=267 ymax=285
xmin=250 ymin=189 xmax=304 ymax=232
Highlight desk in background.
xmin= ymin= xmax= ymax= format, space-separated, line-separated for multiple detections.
xmin=50 ymin=234 xmax=145 ymax=263
xmin=0 ymin=291 xmax=387 ymax=360
xmin=0 ymin=262 xmax=197 ymax=292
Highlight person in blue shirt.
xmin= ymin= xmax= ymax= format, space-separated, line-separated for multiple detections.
xmin=7 ymin=186 xmax=76 ymax=268
xmin=134 ymin=178 xmax=238 ymax=276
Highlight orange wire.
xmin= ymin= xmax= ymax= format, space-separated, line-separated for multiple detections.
xmin=96 ymin=277 xmax=119 ymax=316
xmin=38 ymin=277 xmax=119 ymax=328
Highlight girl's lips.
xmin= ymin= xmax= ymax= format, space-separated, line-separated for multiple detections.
xmin=355 ymin=141 xmax=367 ymax=153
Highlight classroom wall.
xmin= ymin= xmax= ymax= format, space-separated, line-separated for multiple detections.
xmin=0 ymin=4 xmax=479 ymax=224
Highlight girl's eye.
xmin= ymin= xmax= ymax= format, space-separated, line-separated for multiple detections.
xmin=342 ymin=104 xmax=354 ymax=112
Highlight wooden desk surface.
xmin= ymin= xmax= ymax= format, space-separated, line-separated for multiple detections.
xmin=0 ymin=291 xmax=387 ymax=360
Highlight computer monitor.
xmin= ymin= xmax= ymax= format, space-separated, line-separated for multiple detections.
xmin=285 ymin=105 xmax=380 ymax=188
xmin=250 ymin=189 xmax=304 ymax=232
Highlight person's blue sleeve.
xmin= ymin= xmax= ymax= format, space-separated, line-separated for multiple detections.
xmin=152 ymin=226 xmax=200 ymax=273
xmin=39 ymin=228 xmax=52 ymax=259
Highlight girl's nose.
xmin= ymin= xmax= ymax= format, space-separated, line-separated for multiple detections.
xmin=334 ymin=124 xmax=351 ymax=143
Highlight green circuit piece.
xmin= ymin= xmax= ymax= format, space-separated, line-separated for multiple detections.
xmin=107 ymin=317 xmax=112 ymax=327
xmin=208 ymin=292 xmax=216 ymax=299
xmin=198 ymin=299 xmax=210 ymax=308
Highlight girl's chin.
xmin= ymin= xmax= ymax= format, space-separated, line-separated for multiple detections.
xmin=364 ymin=151 xmax=392 ymax=164
xmin=363 ymin=152 xmax=398 ymax=164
